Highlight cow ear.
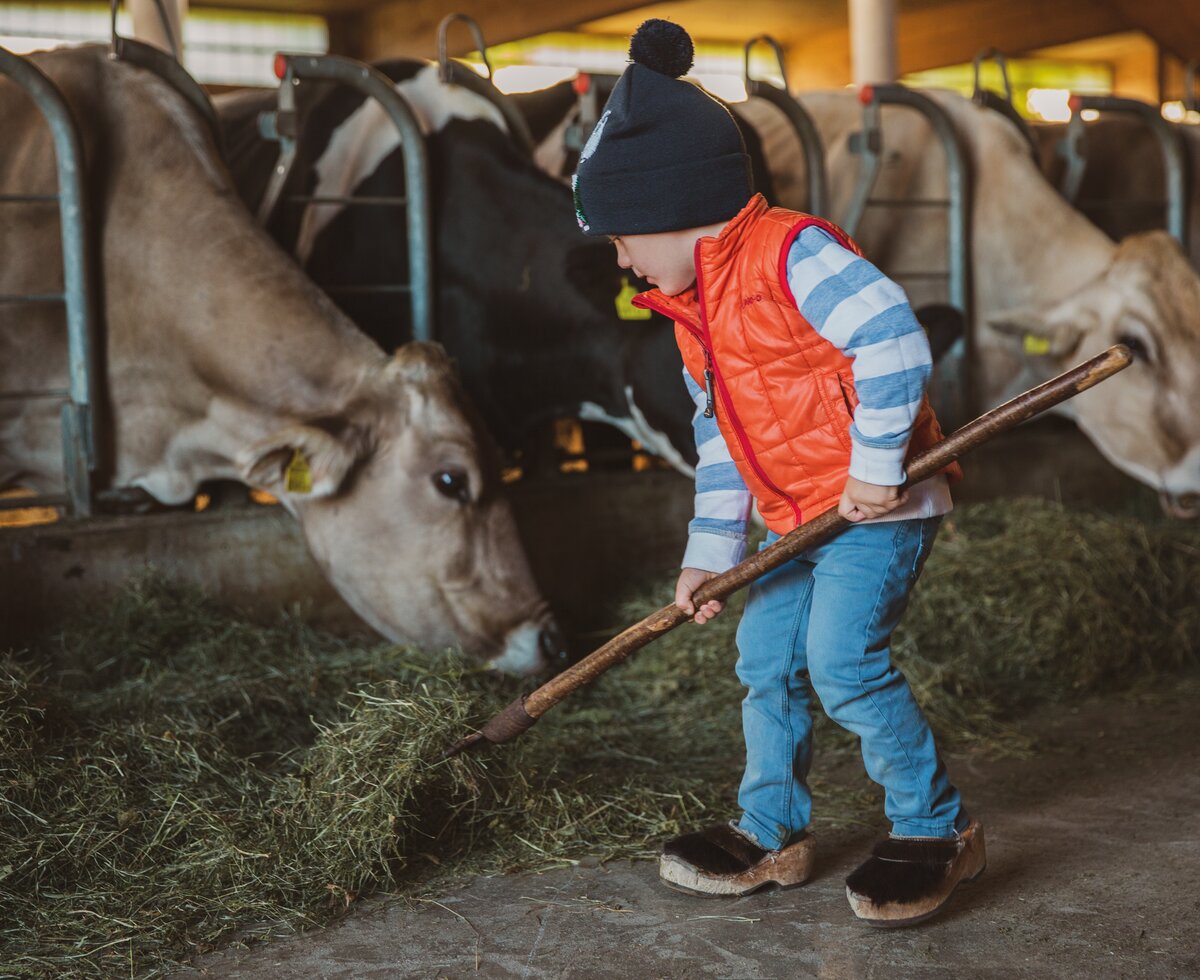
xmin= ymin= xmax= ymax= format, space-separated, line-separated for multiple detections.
xmin=388 ymin=342 xmax=455 ymax=385
xmin=987 ymin=308 xmax=1081 ymax=359
xmin=239 ymin=425 xmax=362 ymax=499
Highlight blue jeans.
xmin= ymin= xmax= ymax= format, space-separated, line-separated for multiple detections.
xmin=734 ymin=516 xmax=966 ymax=849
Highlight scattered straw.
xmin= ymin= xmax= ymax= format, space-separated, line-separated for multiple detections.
xmin=1 ymin=499 xmax=1196 ymax=977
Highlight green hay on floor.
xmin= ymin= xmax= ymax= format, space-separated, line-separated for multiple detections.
xmin=1 ymin=498 xmax=1197 ymax=977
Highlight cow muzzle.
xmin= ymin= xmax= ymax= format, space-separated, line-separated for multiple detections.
xmin=1160 ymin=490 xmax=1200 ymax=520
xmin=488 ymin=617 xmax=569 ymax=677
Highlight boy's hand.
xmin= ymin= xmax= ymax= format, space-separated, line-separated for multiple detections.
xmin=839 ymin=476 xmax=909 ymax=523
xmin=676 ymin=567 xmax=724 ymax=624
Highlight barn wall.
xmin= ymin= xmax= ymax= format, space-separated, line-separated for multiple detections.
xmin=0 ymin=471 xmax=695 ymax=648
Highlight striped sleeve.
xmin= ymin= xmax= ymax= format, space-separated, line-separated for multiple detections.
xmin=786 ymin=225 xmax=933 ymax=487
xmin=680 ymin=367 xmax=751 ymax=573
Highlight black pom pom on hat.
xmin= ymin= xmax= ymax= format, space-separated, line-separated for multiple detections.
xmin=628 ymin=19 xmax=694 ymax=78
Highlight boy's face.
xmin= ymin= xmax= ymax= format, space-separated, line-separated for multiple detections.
xmin=610 ymin=230 xmax=697 ymax=297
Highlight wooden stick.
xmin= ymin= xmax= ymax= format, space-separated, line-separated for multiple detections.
xmin=442 ymin=344 xmax=1132 ymax=759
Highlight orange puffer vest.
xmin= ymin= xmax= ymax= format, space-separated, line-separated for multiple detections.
xmin=633 ymin=194 xmax=960 ymax=534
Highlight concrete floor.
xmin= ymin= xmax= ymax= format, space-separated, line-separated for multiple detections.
xmin=190 ymin=680 xmax=1200 ymax=980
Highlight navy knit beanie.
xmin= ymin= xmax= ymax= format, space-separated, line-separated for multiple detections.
xmin=572 ymin=20 xmax=752 ymax=237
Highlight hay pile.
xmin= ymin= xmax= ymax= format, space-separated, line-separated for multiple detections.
xmin=2 ymin=499 xmax=1198 ymax=977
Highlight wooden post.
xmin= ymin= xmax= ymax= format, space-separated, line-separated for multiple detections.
xmin=850 ymin=0 xmax=897 ymax=87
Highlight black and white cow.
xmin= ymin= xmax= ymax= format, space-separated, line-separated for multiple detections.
xmin=216 ymin=62 xmax=697 ymax=475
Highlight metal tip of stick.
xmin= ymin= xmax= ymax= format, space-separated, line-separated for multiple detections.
xmin=439 ymin=730 xmax=486 ymax=761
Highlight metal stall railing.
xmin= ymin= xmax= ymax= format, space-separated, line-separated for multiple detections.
xmin=0 ymin=46 xmax=100 ymax=518
xmin=110 ymin=0 xmax=179 ymax=61
xmin=255 ymin=53 xmax=435 ymax=342
xmin=742 ymin=34 xmax=828 ymax=217
xmin=970 ymin=48 xmax=1037 ymax=159
xmin=436 ymin=13 xmax=536 ymax=158
xmin=844 ymin=84 xmax=974 ymax=428
xmin=109 ymin=0 xmax=224 ymax=157
xmin=1057 ymin=94 xmax=1190 ymax=251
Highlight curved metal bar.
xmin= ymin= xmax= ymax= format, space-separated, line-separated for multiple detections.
xmin=432 ymin=14 xmax=534 ymax=157
xmin=437 ymin=12 xmax=491 ymax=82
xmin=255 ymin=63 xmax=298 ymax=226
xmin=743 ymin=34 xmax=789 ymax=92
xmin=110 ymin=37 xmax=222 ymax=151
xmin=843 ymin=94 xmax=882 ymax=237
xmin=1057 ymin=107 xmax=1088 ymax=203
xmin=741 ymin=34 xmax=827 ymax=216
xmin=744 ymin=81 xmax=828 ymax=217
xmin=849 ymin=84 xmax=975 ymax=426
xmin=1067 ymin=93 xmax=1189 ymax=249
xmin=272 ymin=53 xmax=434 ymax=343
xmin=973 ymin=89 xmax=1038 ymax=158
xmin=0 ymin=46 xmax=99 ymax=516
xmin=107 ymin=5 xmax=223 ymax=159
xmin=970 ymin=47 xmax=1037 ymax=159
xmin=972 ymin=47 xmax=1012 ymax=103
xmin=110 ymin=0 xmax=179 ymax=62
xmin=438 ymin=58 xmax=536 ymax=156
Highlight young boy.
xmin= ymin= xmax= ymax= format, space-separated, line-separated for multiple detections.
xmin=572 ymin=20 xmax=985 ymax=927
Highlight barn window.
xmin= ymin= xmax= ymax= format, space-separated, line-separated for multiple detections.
xmin=0 ymin=2 xmax=326 ymax=87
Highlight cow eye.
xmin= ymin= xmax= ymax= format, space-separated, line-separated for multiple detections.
xmin=1116 ymin=333 xmax=1152 ymax=363
xmin=432 ymin=469 xmax=470 ymax=503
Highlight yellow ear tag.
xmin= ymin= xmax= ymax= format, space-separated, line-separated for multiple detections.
xmin=1023 ymin=334 xmax=1052 ymax=355
xmin=285 ymin=449 xmax=313 ymax=494
xmin=615 ymin=277 xmax=651 ymax=320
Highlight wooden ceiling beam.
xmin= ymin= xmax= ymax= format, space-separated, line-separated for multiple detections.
xmin=777 ymin=0 xmax=1130 ymax=89
xmin=348 ymin=0 xmax=650 ymax=63
xmin=1096 ymin=0 xmax=1200 ymax=64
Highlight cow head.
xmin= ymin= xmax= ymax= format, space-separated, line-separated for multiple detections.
xmin=989 ymin=231 xmax=1200 ymax=517
xmin=240 ymin=343 xmax=565 ymax=673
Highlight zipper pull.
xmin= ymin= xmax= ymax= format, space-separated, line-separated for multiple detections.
xmin=702 ymin=350 xmax=716 ymax=419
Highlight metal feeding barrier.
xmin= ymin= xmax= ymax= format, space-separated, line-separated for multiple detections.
xmin=253 ymin=13 xmax=534 ymax=346
xmin=108 ymin=0 xmax=224 ymax=154
xmin=255 ymin=53 xmax=435 ymax=342
xmin=563 ymin=71 xmax=614 ymax=159
xmin=436 ymin=12 xmax=536 ymax=157
xmin=110 ymin=0 xmax=179 ymax=60
xmin=1056 ymin=93 xmax=1190 ymax=252
xmin=844 ymin=83 xmax=975 ymax=428
xmin=1 ymin=20 xmax=228 ymax=520
xmin=970 ymin=48 xmax=1037 ymax=158
xmin=742 ymin=34 xmax=829 ymax=217
xmin=0 ymin=45 xmax=100 ymax=518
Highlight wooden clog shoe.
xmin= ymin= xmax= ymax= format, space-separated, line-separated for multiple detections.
xmin=845 ymin=818 xmax=986 ymax=927
xmin=659 ymin=821 xmax=815 ymax=897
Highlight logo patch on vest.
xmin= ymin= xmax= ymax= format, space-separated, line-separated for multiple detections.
xmin=739 ymin=293 xmax=764 ymax=310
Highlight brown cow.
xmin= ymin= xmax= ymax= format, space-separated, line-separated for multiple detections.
xmin=737 ymin=90 xmax=1200 ymax=517
xmin=0 ymin=45 xmax=563 ymax=672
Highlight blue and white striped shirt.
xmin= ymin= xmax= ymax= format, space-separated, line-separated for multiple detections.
xmin=681 ymin=225 xmax=952 ymax=573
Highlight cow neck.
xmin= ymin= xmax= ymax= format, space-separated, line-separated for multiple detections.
xmin=194 ymin=206 xmax=386 ymax=420
xmin=633 ymin=194 xmax=803 ymax=525
xmin=968 ymin=108 xmax=1116 ymax=315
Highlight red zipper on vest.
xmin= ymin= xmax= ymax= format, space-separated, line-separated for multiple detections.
xmin=634 ymin=249 xmax=803 ymax=527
